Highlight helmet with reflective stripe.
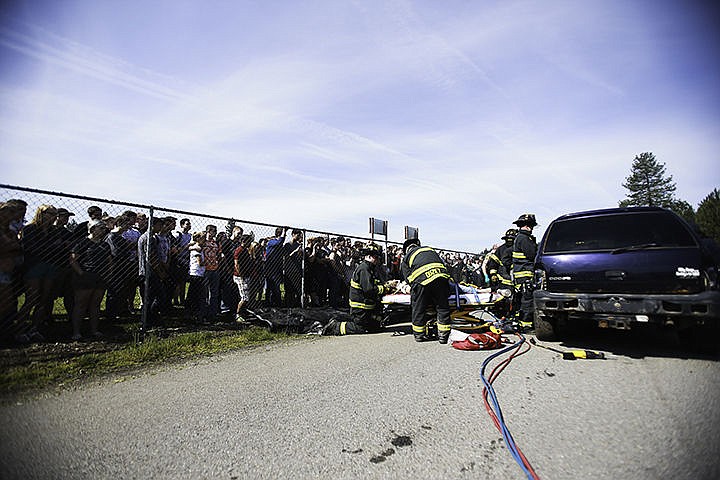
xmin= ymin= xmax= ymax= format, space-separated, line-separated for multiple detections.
xmin=512 ymin=213 xmax=537 ymax=227
xmin=360 ymin=243 xmax=382 ymax=258
xmin=402 ymin=238 xmax=421 ymax=254
xmin=502 ymin=228 xmax=518 ymax=240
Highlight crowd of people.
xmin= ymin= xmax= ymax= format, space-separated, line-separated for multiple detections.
xmin=0 ymin=199 xmax=490 ymax=345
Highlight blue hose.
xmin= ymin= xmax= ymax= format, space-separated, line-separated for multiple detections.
xmin=480 ymin=335 xmax=536 ymax=479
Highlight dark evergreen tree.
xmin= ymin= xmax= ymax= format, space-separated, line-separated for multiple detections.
xmin=668 ymin=199 xmax=696 ymax=224
xmin=619 ymin=152 xmax=677 ymax=208
xmin=695 ymin=188 xmax=720 ymax=244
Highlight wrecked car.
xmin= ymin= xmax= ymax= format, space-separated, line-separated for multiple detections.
xmin=532 ymin=206 xmax=720 ymax=345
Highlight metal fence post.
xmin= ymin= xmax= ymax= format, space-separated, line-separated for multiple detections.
xmin=301 ymin=229 xmax=307 ymax=308
xmin=141 ymin=207 xmax=154 ymax=332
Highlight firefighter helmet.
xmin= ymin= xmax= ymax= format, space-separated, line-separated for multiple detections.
xmin=361 ymin=243 xmax=382 ymax=258
xmin=512 ymin=213 xmax=537 ymax=227
xmin=402 ymin=238 xmax=421 ymax=254
xmin=502 ymin=228 xmax=518 ymax=240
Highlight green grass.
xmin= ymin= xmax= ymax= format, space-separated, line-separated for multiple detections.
xmin=0 ymin=327 xmax=295 ymax=399
xmin=5 ymin=282 xmax=302 ymax=400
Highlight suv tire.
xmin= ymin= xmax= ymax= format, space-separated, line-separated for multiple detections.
xmin=534 ymin=310 xmax=556 ymax=341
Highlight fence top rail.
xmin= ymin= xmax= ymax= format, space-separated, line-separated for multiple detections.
xmin=1 ymin=183 xmax=481 ymax=257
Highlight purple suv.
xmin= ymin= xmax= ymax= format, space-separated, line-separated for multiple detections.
xmin=533 ymin=207 xmax=720 ymax=344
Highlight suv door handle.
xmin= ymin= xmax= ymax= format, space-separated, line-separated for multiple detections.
xmin=605 ymin=270 xmax=626 ymax=280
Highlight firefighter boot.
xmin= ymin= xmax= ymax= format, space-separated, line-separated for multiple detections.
xmin=413 ymin=324 xmax=431 ymax=342
xmin=321 ymin=320 xmax=339 ymax=336
xmin=519 ymin=320 xmax=534 ymax=334
xmin=437 ymin=323 xmax=451 ymax=344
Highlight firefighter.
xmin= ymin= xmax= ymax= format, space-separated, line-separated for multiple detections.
xmin=511 ymin=214 xmax=538 ymax=332
xmin=485 ymin=228 xmax=517 ymax=291
xmin=401 ymin=238 xmax=452 ymax=344
xmin=322 ymin=244 xmax=391 ymax=335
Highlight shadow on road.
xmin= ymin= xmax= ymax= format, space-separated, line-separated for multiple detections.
xmin=555 ymin=326 xmax=720 ymax=361
xmin=383 ymin=324 xmax=413 ymax=337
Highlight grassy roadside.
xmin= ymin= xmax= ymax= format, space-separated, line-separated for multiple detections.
xmin=0 ymin=326 xmax=296 ymax=401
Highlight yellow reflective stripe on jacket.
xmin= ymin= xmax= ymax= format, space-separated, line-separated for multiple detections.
xmin=488 ymin=253 xmax=501 ymax=264
xmin=349 ymin=300 xmax=375 ymax=309
xmin=407 ymin=247 xmax=434 ymax=268
xmin=514 ymin=270 xmax=533 ymax=278
xmin=407 ymin=262 xmax=447 ymax=284
xmin=351 ymin=279 xmax=383 ymax=294
xmin=512 ymin=252 xmax=527 ymax=259
xmin=419 ymin=272 xmax=450 ymax=286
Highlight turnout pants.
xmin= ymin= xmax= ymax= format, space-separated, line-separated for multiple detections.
xmin=514 ymin=280 xmax=535 ymax=329
xmin=327 ymin=308 xmax=382 ymax=335
xmin=411 ymin=279 xmax=451 ymax=340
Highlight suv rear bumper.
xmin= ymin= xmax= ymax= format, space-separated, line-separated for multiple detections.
xmin=534 ymin=290 xmax=720 ymax=326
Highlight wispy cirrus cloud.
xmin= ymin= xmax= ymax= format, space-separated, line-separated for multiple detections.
xmin=0 ymin=19 xmax=195 ymax=101
xmin=1 ymin=1 xmax=718 ymax=250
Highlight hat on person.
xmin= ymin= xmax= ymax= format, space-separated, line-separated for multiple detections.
xmin=360 ymin=244 xmax=382 ymax=258
xmin=402 ymin=238 xmax=421 ymax=253
xmin=57 ymin=208 xmax=75 ymax=217
xmin=87 ymin=219 xmax=108 ymax=232
xmin=502 ymin=228 xmax=518 ymax=240
xmin=512 ymin=213 xmax=537 ymax=227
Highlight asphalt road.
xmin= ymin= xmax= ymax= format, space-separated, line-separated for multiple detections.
xmin=1 ymin=327 xmax=719 ymax=479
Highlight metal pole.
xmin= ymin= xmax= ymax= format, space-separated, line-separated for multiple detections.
xmin=384 ymin=235 xmax=389 ymax=275
xmin=141 ymin=207 xmax=154 ymax=332
xmin=301 ymin=229 xmax=307 ymax=308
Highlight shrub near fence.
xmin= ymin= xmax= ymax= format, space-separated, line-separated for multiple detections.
xmin=0 ymin=184 xmax=484 ymax=344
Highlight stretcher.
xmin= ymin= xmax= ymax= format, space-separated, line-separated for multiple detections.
xmin=381 ymin=281 xmax=513 ymax=331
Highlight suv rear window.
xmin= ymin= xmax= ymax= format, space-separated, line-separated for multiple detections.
xmin=542 ymin=211 xmax=697 ymax=253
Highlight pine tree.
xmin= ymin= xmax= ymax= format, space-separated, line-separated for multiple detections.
xmin=619 ymin=152 xmax=677 ymax=208
xmin=695 ymin=188 xmax=720 ymax=244
xmin=668 ymin=199 xmax=696 ymax=224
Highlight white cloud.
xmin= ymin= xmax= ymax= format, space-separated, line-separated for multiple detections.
xmin=1 ymin=1 xmax=718 ymax=252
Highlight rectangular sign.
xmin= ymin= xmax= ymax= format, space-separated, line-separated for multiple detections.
xmin=369 ymin=217 xmax=387 ymax=236
xmin=404 ymin=226 xmax=419 ymax=239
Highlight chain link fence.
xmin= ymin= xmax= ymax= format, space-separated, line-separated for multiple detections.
xmin=0 ymin=184 xmax=485 ymax=344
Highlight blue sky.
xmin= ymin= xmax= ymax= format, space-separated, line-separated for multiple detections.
xmin=1 ymin=0 xmax=719 ymax=252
